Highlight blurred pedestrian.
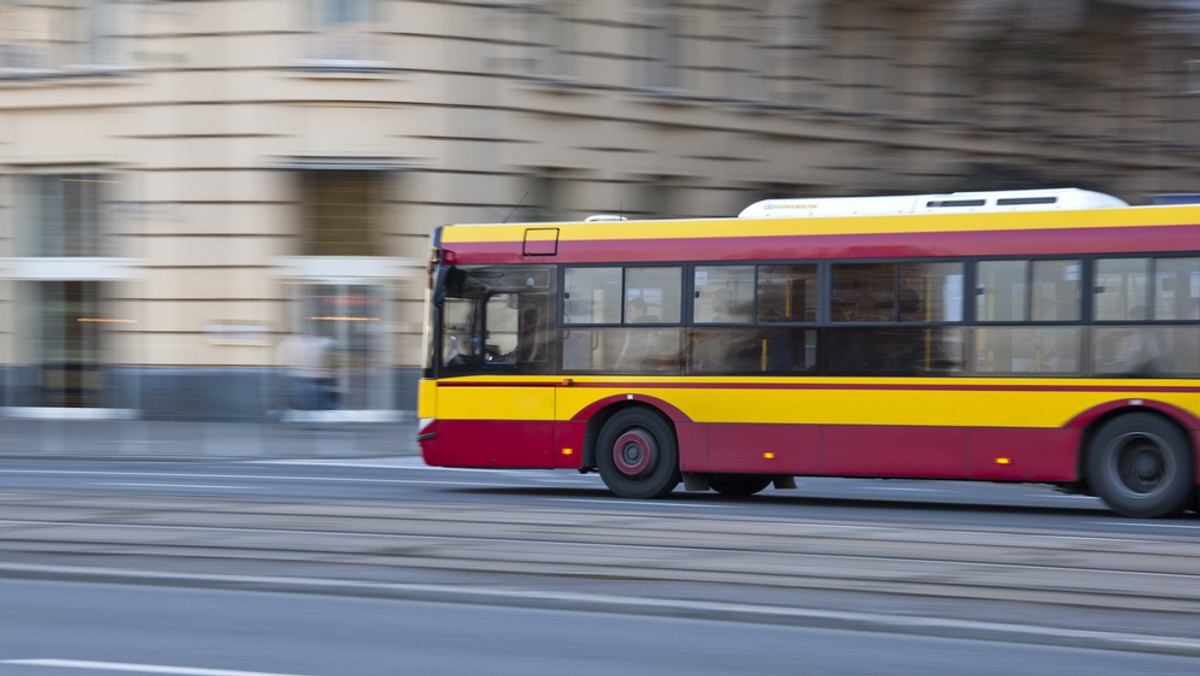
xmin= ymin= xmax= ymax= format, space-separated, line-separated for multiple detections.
xmin=278 ymin=331 xmax=339 ymax=411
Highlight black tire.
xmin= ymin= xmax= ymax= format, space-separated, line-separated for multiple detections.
xmin=596 ymin=408 xmax=680 ymax=499
xmin=1086 ymin=413 xmax=1195 ymax=518
xmin=709 ymin=474 xmax=773 ymax=497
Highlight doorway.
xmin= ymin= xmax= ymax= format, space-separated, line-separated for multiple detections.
xmin=291 ymin=281 xmax=391 ymax=413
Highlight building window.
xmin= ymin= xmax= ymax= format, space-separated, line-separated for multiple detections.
xmin=309 ymin=0 xmax=379 ymax=64
xmin=639 ymin=0 xmax=685 ymax=90
xmin=299 ymin=170 xmax=386 ymax=256
xmin=0 ymin=0 xmax=120 ymax=72
xmin=19 ymin=173 xmax=110 ymax=257
xmin=721 ymin=6 xmax=764 ymax=101
xmin=531 ymin=0 xmax=577 ymax=78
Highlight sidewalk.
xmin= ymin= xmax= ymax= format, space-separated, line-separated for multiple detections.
xmin=0 ymin=416 xmax=420 ymax=460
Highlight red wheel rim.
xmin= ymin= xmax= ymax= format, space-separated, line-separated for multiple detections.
xmin=612 ymin=429 xmax=653 ymax=477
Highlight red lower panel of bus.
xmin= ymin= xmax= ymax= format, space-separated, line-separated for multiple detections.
xmin=704 ymin=423 xmax=1077 ymax=481
xmin=424 ymin=419 xmax=1081 ymax=482
xmin=965 ymin=427 xmax=1080 ymax=481
xmin=423 ymin=419 xmax=557 ymax=469
xmin=707 ymin=423 xmax=823 ymax=475
xmin=824 ymin=425 xmax=971 ymax=478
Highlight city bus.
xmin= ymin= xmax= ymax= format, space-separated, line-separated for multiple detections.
xmin=417 ymin=188 xmax=1200 ymax=518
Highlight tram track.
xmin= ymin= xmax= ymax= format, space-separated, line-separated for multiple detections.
xmin=2 ymin=490 xmax=1200 ymax=615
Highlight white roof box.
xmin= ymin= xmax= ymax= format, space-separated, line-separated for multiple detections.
xmin=738 ymin=188 xmax=1128 ymax=219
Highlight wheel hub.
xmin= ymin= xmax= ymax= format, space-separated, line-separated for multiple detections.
xmin=1133 ymin=453 xmax=1163 ymax=483
xmin=612 ymin=430 xmax=653 ymax=477
xmin=1116 ymin=436 xmax=1168 ymax=494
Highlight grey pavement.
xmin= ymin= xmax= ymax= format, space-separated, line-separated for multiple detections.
xmin=0 ymin=414 xmax=420 ymax=459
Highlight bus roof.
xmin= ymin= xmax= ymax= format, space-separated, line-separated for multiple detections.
xmin=737 ymin=188 xmax=1128 ymax=219
xmin=436 ymin=187 xmax=1200 ymax=265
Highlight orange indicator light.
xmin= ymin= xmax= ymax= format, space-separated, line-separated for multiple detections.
xmin=763 ymin=452 xmax=776 ymax=460
xmin=562 ymin=448 xmax=574 ymax=456
xmin=995 ymin=457 xmax=1012 ymax=465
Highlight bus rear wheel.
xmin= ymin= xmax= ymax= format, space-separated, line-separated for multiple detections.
xmin=596 ymin=408 xmax=680 ymax=499
xmin=1086 ymin=413 xmax=1195 ymax=518
xmin=709 ymin=474 xmax=773 ymax=497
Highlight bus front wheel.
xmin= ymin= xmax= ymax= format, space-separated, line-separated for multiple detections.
xmin=1086 ymin=413 xmax=1195 ymax=518
xmin=596 ymin=408 xmax=680 ymax=499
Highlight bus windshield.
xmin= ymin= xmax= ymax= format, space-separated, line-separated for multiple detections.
xmin=436 ymin=266 xmax=555 ymax=375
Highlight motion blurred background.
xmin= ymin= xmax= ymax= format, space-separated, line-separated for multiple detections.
xmin=1 ymin=0 xmax=1199 ymax=431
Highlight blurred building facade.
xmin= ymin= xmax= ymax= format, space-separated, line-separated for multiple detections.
xmin=2 ymin=0 xmax=1200 ymax=420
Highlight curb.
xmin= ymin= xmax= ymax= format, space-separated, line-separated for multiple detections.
xmin=4 ymin=563 xmax=1199 ymax=658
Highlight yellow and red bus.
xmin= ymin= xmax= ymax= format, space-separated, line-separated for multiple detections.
xmin=417 ymin=188 xmax=1200 ymax=518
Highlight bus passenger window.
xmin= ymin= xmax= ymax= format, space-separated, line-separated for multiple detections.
xmin=974 ymin=327 xmax=1080 ymax=374
xmin=564 ymin=267 xmax=621 ymax=324
xmin=1094 ymin=258 xmax=1150 ymax=321
xmin=689 ymin=327 xmax=818 ymax=374
xmin=899 ymin=262 xmax=963 ymax=322
xmin=1153 ymin=257 xmax=1200 ymax=320
xmin=759 ymin=327 xmax=816 ymax=373
xmin=614 ymin=318 xmax=655 ymax=370
xmin=1032 ymin=260 xmax=1081 ymax=322
xmin=976 ymin=261 xmax=1027 ymax=322
xmin=626 ymin=267 xmax=683 ymax=324
xmin=694 ymin=266 xmax=753 ymax=323
xmin=758 ymin=265 xmax=817 ymax=323
xmin=1092 ymin=326 xmax=1197 ymax=377
xmin=828 ymin=327 xmax=962 ymax=375
xmin=689 ymin=327 xmax=762 ymax=373
xmin=567 ymin=327 xmax=682 ymax=374
xmin=831 ymin=263 xmax=895 ymax=322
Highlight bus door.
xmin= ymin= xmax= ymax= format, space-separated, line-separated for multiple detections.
xmin=435 ymin=267 xmax=558 ymax=468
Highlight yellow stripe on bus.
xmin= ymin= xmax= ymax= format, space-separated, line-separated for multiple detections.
xmin=440 ymin=206 xmax=1200 ymax=244
xmin=430 ymin=377 xmax=1200 ymax=429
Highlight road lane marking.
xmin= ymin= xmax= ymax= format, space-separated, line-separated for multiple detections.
xmin=1 ymin=659 xmax=315 ymax=676
xmin=253 ymin=457 xmax=431 ymax=469
xmin=548 ymin=498 xmax=740 ymax=509
xmin=1091 ymin=521 xmax=1200 ymax=531
xmin=99 ymin=483 xmax=257 ymax=490
xmin=254 ymin=457 xmax=569 ymax=475
xmin=0 ymin=468 xmax=514 ymax=488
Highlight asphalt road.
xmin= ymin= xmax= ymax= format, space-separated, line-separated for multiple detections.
xmin=3 ymin=579 xmax=1200 ymax=676
xmin=2 ymin=456 xmax=1200 ymax=674
xmin=1 ymin=455 xmax=1198 ymax=535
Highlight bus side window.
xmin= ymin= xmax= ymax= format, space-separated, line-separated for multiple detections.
xmin=1154 ymin=257 xmax=1200 ymax=320
xmin=694 ymin=266 xmax=753 ymax=323
xmin=758 ymin=265 xmax=817 ymax=323
xmin=976 ymin=260 xmax=1028 ymax=322
xmin=974 ymin=327 xmax=1081 ymax=374
xmin=1032 ymin=260 xmax=1082 ymax=321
